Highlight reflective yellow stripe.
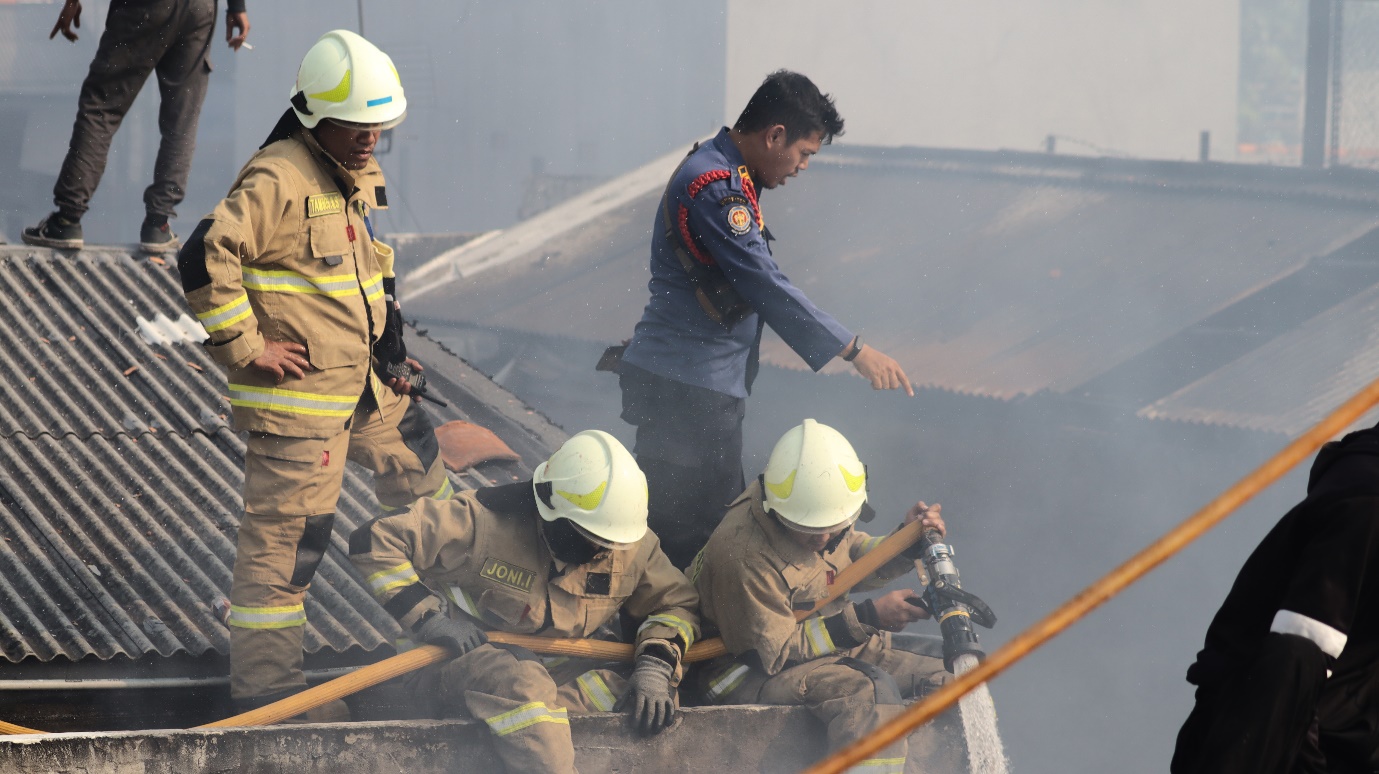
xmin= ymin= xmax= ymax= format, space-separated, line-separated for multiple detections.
xmin=862 ymin=535 xmax=884 ymax=553
xmin=242 ymin=267 xmax=361 ymax=298
xmin=227 ymin=603 xmax=306 ymax=629
xmin=638 ymin=613 xmax=696 ymax=649
xmin=228 ymin=384 xmax=358 ymax=418
xmin=196 ymin=293 xmax=253 ymax=332
xmin=576 ymin=671 xmax=618 ymax=712
xmin=447 ymin=585 xmax=479 ymax=618
xmin=848 ymin=757 xmax=906 ymax=773
xmin=484 ymin=701 xmax=569 ymax=736
xmin=803 ymin=616 xmax=837 ymax=657
xmin=705 ymin=663 xmax=750 ymax=702
xmin=433 ymin=477 xmax=455 ymax=500
xmin=367 ymin=561 xmax=419 ymax=596
xmin=361 ymin=272 xmax=385 ymax=303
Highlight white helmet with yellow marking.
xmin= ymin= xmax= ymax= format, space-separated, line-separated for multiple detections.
xmin=762 ymin=419 xmax=867 ymax=533
xmin=533 ymin=430 xmax=648 ymax=546
xmin=291 ymin=29 xmax=407 ymax=130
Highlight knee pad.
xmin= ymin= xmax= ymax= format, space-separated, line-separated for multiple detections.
xmin=836 ymin=657 xmax=904 ymax=706
xmin=289 ymin=513 xmax=336 ymax=587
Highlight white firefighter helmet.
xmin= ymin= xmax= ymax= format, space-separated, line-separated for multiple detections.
xmin=291 ymin=29 xmax=406 ymax=130
xmin=762 ymin=419 xmax=867 ymax=533
xmin=533 ymin=430 xmax=648 ymax=546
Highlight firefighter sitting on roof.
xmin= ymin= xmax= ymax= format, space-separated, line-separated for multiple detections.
xmin=349 ymin=430 xmax=699 ymax=774
xmin=690 ymin=419 xmax=949 ymax=774
xmin=177 ymin=30 xmax=451 ymax=720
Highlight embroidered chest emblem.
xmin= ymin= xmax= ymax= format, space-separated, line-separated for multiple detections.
xmin=306 ymin=192 xmax=344 ymax=218
xmin=480 ymin=558 xmax=536 ymax=592
xmin=726 ymin=205 xmax=752 ymax=236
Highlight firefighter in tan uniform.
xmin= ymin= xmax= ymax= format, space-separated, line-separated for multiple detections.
xmin=350 ymin=430 xmax=699 ymax=774
xmin=691 ymin=419 xmax=950 ymax=774
xmin=177 ymin=31 xmax=451 ymax=717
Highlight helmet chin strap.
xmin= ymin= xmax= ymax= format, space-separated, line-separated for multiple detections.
xmin=539 ymin=517 xmax=603 ymax=565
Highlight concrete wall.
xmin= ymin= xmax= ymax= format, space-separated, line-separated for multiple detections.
xmin=0 ymin=706 xmax=967 ymax=774
xmin=726 ymin=0 xmax=1240 ymax=161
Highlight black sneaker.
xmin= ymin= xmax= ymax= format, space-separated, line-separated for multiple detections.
xmin=21 ymin=213 xmax=83 ymax=250
xmin=139 ymin=217 xmax=179 ymax=254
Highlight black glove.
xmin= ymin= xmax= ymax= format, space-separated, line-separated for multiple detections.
xmin=616 ymin=653 xmax=676 ymax=734
xmin=414 ymin=612 xmax=487 ymax=656
xmin=372 ymin=277 xmax=407 ymax=367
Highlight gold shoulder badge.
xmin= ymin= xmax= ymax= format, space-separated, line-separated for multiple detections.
xmin=306 ymin=192 xmax=345 ymax=218
xmin=480 ymin=557 xmax=537 ymax=592
xmin=726 ymin=204 xmax=753 ymax=236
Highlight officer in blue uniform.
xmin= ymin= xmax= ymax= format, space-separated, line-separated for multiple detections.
xmin=615 ymin=70 xmax=913 ymax=569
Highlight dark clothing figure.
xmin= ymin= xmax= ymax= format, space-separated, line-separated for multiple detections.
xmin=57 ymin=0 xmax=221 ymax=224
xmin=1172 ymin=425 xmax=1379 ymax=774
xmin=619 ymin=129 xmax=852 ymax=568
xmin=25 ymin=0 xmax=246 ymax=251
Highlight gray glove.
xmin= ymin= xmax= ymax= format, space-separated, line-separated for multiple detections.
xmin=617 ymin=653 xmax=677 ymax=734
xmin=414 ymin=612 xmax=487 ymax=656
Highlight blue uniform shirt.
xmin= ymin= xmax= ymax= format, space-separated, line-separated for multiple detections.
xmin=622 ymin=128 xmax=853 ymax=398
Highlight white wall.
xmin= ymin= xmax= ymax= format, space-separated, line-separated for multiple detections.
xmin=727 ymin=0 xmax=1239 ymax=161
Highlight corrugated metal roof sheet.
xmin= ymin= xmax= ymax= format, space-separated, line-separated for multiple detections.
xmin=1138 ymin=282 xmax=1379 ymax=436
xmin=402 ymin=146 xmax=1379 ymax=401
xmin=0 ymin=246 xmax=565 ymax=666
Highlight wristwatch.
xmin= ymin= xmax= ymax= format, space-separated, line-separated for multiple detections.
xmin=842 ymin=336 xmax=862 ymax=362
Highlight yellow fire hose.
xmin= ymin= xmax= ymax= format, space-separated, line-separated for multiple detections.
xmin=0 ymin=720 xmax=43 ymax=735
xmin=196 ymin=515 xmax=929 ymax=728
xmin=800 ymin=373 xmax=1379 ymax=774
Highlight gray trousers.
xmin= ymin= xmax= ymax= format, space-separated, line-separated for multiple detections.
xmin=54 ymin=0 xmax=216 ymax=222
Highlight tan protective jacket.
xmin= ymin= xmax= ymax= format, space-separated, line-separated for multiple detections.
xmin=181 ymin=128 xmax=390 ymax=438
xmin=693 ymin=480 xmax=917 ymax=676
xmin=350 ymin=481 xmax=701 ymax=663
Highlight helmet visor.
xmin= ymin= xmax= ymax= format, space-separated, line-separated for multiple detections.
xmin=325 ymin=112 xmax=406 ymax=132
xmin=771 ymin=505 xmax=862 ymax=536
xmin=569 ymin=520 xmax=638 ymax=551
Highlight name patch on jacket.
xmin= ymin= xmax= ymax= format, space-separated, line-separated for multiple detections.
xmin=306 ymin=192 xmax=345 ymax=218
xmin=480 ymin=558 xmax=536 ymax=592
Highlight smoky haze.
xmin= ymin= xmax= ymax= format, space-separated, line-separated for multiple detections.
xmin=0 ymin=1 xmax=1344 ymax=772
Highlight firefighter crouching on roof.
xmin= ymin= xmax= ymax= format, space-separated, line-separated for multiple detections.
xmin=690 ymin=419 xmax=950 ymax=774
xmin=177 ymin=30 xmax=452 ymax=719
xmin=349 ymin=430 xmax=699 ymax=774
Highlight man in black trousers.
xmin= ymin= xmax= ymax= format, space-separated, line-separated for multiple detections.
xmin=21 ymin=0 xmax=249 ymax=253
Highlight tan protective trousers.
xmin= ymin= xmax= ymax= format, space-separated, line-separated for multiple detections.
xmin=405 ymin=643 xmax=632 ymax=774
xmin=229 ymin=389 xmax=450 ymax=702
xmin=755 ymin=637 xmax=949 ymax=774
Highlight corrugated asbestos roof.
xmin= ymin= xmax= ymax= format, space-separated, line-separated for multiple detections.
xmin=402 ymin=145 xmax=1379 ymax=401
xmin=0 ymin=246 xmax=565 ymax=666
xmin=1138 ymin=282 xmax=1379 ymax=436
